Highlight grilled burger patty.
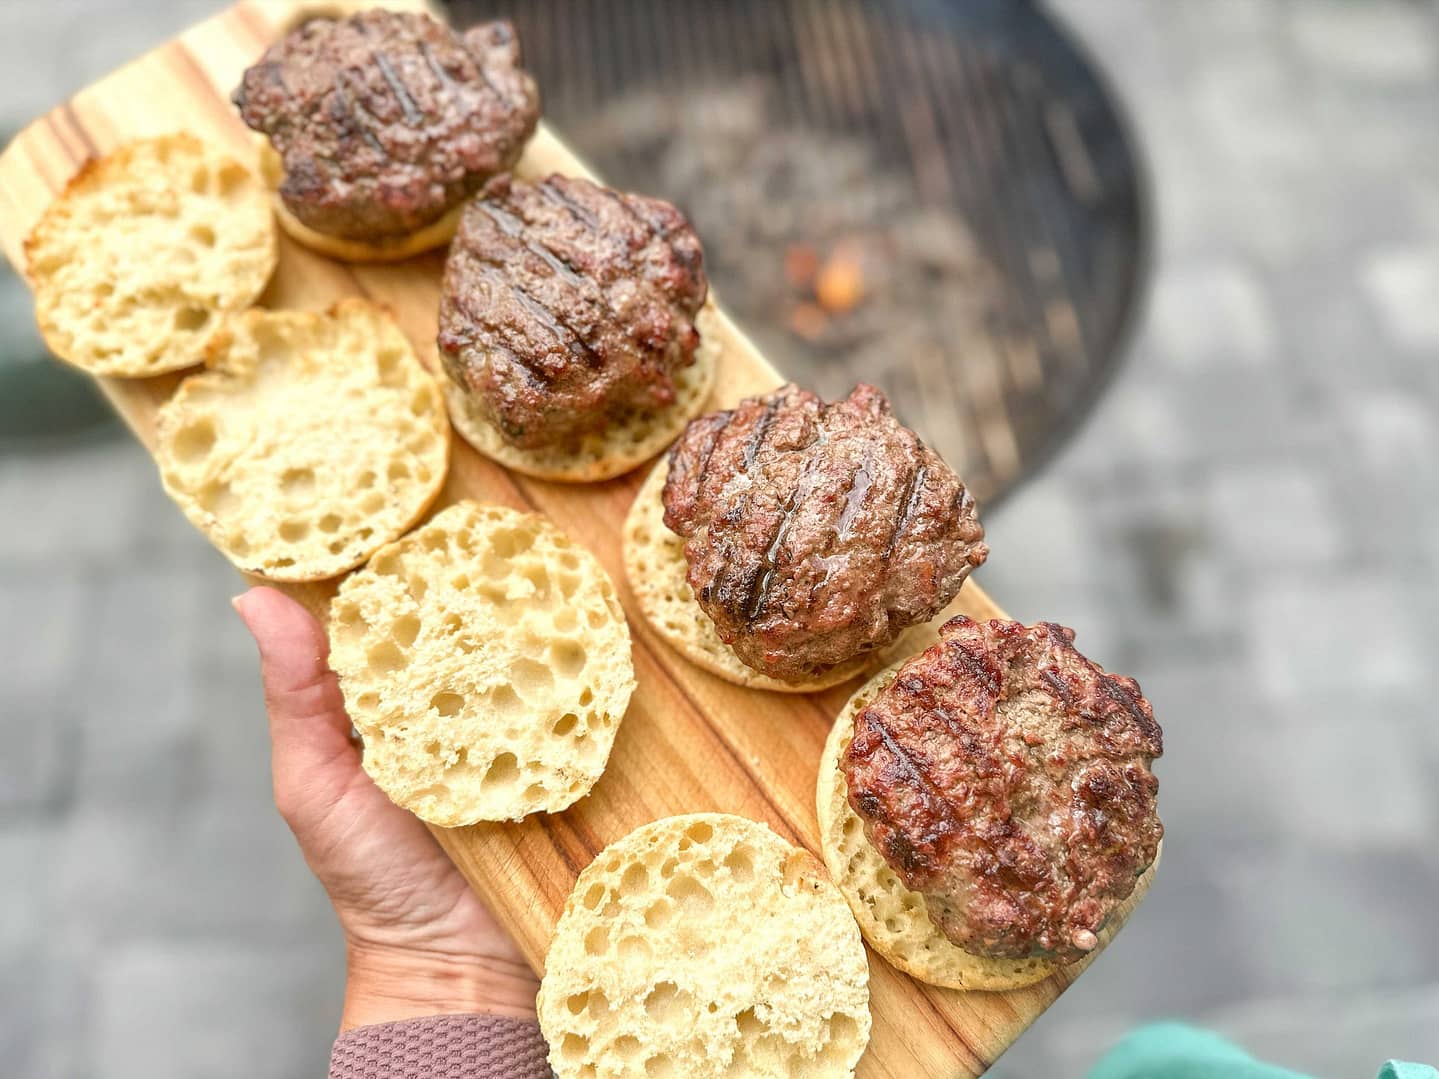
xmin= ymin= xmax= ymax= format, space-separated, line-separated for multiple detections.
xmin=662 ymin=384 xmax=987 ymax=680
xmin=843 ymin=616 xmax=1163 ymax=963
xmin=438 ymin=173 xmax=708 ymax=449
xmin=234 ymin=11 xmax=539 ymax=241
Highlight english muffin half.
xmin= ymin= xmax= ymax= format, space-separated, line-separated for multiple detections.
xmin=329 ymin=502 xmax=635 ymax=826
xmin=538 ymin=814 xmax=871 ymax=1078
xmin=154 ymin=300 xmax=449 ymax=581
xmin=24 ymin=134 xmax=276 ymax=377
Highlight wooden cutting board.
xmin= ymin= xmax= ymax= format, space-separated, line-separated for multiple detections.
xmin=0 ymin=2 xmax=1151 ymax=1073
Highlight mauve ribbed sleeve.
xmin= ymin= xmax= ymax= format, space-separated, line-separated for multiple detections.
xmin=329 ymin=1014 xmax=552 ymax=1079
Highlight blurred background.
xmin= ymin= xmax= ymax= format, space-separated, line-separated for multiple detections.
xmin=1 ymin=1 xmax=1436 ymax=1076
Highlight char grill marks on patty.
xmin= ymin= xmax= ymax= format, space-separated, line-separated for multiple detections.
xmin=437 ymin=173 xmax=708 ymax=448
xmin=234 ymin=11 xmax=539 ymax=240
xmin=842 ymin=616 xmax=1164 ymax=962
xmin=662 ymin=384 xmax=987 ymax=680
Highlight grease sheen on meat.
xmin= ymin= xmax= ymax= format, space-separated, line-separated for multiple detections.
xmin=233 ymin=11 xmax=539 ymax=240
xmin=843 ymin=616 xmax=1163 ymax=963
xmin=662 ymin=384 xmax=987 ymax=680
xmin=438 ymin=173 xmax=708 ymax=448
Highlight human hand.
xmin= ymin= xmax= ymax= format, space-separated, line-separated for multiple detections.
xmin=233 ymin=586 xmax=539 ymax=1031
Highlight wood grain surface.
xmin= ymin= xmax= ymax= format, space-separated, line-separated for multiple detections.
xmin=0 ymin=3 xmax=1151 ymax=1073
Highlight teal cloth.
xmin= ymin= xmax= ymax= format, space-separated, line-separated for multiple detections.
xmin=1379 ymin=1065 xmax=1439 ymax=1079
xmin=1088 ymin=1022 xmax=1436 ymax=1079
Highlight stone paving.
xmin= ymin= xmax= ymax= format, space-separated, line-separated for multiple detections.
xmin=1 ymin=1 xmax=1437 ymax=1077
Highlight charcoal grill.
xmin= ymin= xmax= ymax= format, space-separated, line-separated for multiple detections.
xmin=450 ymin=0 xmax=1148 ymax=504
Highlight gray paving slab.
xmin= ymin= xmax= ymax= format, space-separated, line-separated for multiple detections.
xmin=0 ymin=575 xmax=86 ymax=812
xmin=1207 ymin=986 xmax=1439 ymax=1079
xmin=1218 ymin=846 xmax=1439 ymax=999
xmin=1289 ymin=1 xmax=1439 ymax=85
xmin=33 ymin=944 xmax=93 ymax=1079
xmin=1244 ymin=575 xmax=1425 ymax=703
xmin=1146 ymin=258 xmax=1279 ymax=373
xmin=0 ymin=825 xmax=54 ymax=1079
xmin=1361 ymin=246 xmax=1439 ymax=351
xmin=92 ymin=941 xmax=337 ymax=1079
xmin=1205 ymin=462 xmax=1343 ymax=574
xmin=0 ymin=445 xmax=156 ymax=567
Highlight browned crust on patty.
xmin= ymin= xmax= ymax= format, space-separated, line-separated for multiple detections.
xmin=842 ymin=616 xmax=1163 ymax=963
xmin=438 ymin=173 xmax=708 ymax=449
xmin=234 ymin=12 xmax=539 ymax=241
xmin=661 ymin=384 xmax=987 ymax=681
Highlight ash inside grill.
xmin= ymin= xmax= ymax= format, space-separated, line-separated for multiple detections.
xmin=448 ymin=0 xmax=1147 ymax=504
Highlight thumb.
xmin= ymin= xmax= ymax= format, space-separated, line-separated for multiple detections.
xmin=233 ymin=586 xmax=359 ymax=821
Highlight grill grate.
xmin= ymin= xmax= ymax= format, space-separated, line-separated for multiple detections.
xmin=448 ymin=0 xmax=1146 ymax=504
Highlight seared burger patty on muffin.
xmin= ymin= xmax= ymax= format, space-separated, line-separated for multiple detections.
xmin=843 ymin=616 xmax=1163 ymax=963
xmin=662 ymin=384 xmax=987 ymax=681
xmin=233 ymin=11 xmax=539 ymax=241
xmin=438 ymin=173 xmax=708 ymax=449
